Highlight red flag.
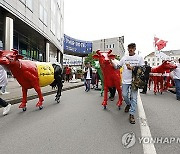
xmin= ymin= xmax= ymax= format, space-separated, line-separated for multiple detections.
xmin=154 ymin=37 xmax=159 ymax=44
xmin=155 ymin=40 xmax=168 ymax=51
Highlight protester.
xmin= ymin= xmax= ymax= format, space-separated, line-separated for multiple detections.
xmin=109 ymin=87 xmax=116 ymax=101
xmin=83 ymin=62 xmax=92 ymax=92
xmin=140 ymin=61 xmax=151 ymax=94
xmin=112 ymin=43 xmax=144 ymax=124
xmin=65 ymin=65 xmax=71 ymax=82
xmin=0 ymin=65 xmax=10 ymax=94
xmin=91 ymin=67 xmax=96 ymax=89
xmin=0 ymin=98 xmax=11 ymax=115
xmin=170 ymin=58 xmax=180 ymax=101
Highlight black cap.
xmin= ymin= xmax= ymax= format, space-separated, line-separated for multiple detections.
xmin=128 ymin=43 xmax=136 ymax=48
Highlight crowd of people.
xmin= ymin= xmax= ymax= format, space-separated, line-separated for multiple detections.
xmin=82 ymin=43 xmax=180 ymax=124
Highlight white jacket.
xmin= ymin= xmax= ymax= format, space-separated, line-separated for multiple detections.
xmin=0 ymin=65 xmax=8 ymax=87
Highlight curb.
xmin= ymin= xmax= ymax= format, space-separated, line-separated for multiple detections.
xmin=6 ymin=84 xmax=84 ymax=105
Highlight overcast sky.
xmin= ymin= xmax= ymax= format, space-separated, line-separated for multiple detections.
xmin=64 ymin=0 xmax=180 ymax=57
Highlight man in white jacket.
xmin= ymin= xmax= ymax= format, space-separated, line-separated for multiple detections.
xmin=0 ymin=65 xmax=11 ymax=115
xmin=0 ymin=65 xmax=9 ymax=94
xmin=170 ymin=58 xmax=180 ymax=101
xmin=112 ymin=43 xmax=144 ymax=124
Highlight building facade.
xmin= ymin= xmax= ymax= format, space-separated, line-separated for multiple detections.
xmin=63 ymin=54 xmax=82 ymax=67
xmin=144 ymin=50 xmax=180 ymax=67
xmin=0 ymin=0 xmax=64 ymax=62
xmin=92 ymin=36 xmax=125 ymax=58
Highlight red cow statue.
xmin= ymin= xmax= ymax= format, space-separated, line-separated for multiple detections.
xmin=149 ymin=60 xmax=177 ymax=95
xmin=0 ymin=49 xmax=63 ymax=111
xmin=93 ymin=50 xmax=123 ymax=109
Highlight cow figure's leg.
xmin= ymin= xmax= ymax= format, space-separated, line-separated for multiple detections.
xmin=102 ymin=86 xmax=108 ymax=109
xmin=19 ymin=88 xmax=27 ymax=110
xmin=160 ymin=77 xmax=164 ymax=94
xmin=34 ymin=85 xmax=44 ymax=109
xmin=153 ymin=77 xmax=157 ymax=95
xmin=116 ymin=86 xmax=123 ymax=110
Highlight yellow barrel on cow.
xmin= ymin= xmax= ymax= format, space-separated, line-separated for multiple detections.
xmin=36 ymin=62 xmax=54 ymax=87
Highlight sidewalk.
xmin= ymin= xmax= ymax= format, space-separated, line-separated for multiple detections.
xmin=0 ymin=78 xmax=84 ymax=105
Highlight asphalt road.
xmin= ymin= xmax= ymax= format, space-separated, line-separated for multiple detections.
xmin=0 ymin=87 xmax=144 ymax=154
xmin=140 ymin=90 xmax=180 ymax=154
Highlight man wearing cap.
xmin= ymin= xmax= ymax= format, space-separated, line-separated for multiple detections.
xmin=112 ymin=43 xmax=144 ymax=124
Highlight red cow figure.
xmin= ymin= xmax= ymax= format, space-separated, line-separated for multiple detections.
xmin=93 ymin=50 xmax=123 ymax=109
xmin=0 ymin=49 xmax=63 ymax=111
xmin=150 ymin=60 xmax=177 ymax=95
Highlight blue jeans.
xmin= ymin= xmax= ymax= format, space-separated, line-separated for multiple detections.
xmin=122 ymin=84 xmax=138 ymax=115
xmin=84 ymin=79 xmax=91 ymax=91
xmin=174 ymin=79 xmax=180 ymax=100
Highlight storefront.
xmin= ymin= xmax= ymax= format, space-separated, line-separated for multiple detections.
xmin=13 ymin=31 xmax=45 ymax=61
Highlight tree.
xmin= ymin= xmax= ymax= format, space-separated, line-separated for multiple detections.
xmin=84 ymin=51 xmax=96 ymax=66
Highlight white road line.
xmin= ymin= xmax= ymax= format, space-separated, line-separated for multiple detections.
xmin=137 ymin=91 xmax=157 ymax=154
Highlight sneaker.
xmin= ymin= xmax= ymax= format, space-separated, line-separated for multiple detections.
xmin=129 ymin=114 xmax=135 ymax=124
xmin=1 ymin=91 xmax=10 ymax=95
xmin=3 ymin=104 xmax=11 ymax=115
xmin=124 ymin=105 xmax=131 ymax=113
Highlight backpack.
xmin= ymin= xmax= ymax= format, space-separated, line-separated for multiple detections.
xmin=132 ymin=66 xmax=146 ymax=90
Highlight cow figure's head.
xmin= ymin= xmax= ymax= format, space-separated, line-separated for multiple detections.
xmin=93 ymin=50 xmax=115 ymax=66
xmin=0 ymin=49 xmax=24 ymax=65
xmin=161 ymin=60 xmax=177 ymax=70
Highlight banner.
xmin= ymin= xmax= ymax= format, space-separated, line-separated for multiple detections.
xmin=64 ymin=34 xmax=92 ymax=55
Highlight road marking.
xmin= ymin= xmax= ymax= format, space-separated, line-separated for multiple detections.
xmin=137 ymin=91 xmax=157 ymax=154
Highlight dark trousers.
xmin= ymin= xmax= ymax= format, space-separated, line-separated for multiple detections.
xmin=0 ymin=98 xmax=8 ymax=107
xmin=174 ymin=79 xmax=180 ymax=100
xmin=142 ymin=78 xmax=149 ymax=93
xmin=109 ymin=87 xmax=116 ymax=98
xmin=66 ymin=74 xmax=70 ymax=82
xmin=85 ymin=79 xmax=91 ymax=91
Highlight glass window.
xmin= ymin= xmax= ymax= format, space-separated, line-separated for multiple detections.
xmin=113 ymin=44 xmax=115 ymax=48
xmin=171 ymin=57 xmax=174 ymax=60
xmin=57 ymin=11 xmax=60 ymax=40
xmin=152 ymin=58 xmax=155 ymax=61
xmin=157 ymin=63 xmax=159 ymax=65
xmin=109 ymin=44 xmax=111 ymax=48
xmin=51 ymin=0 xmax=56 ymax=34
xmin=22 ymin=50 xmax=27 ymax=55
xmin=19 ymin=0 xmax=25 ymax=4
xmin=157 ymin=58 xmax=159 ymax=61
xmin=39 ymin=1 xmax=48 ymax=26
xmin=148 ymin=58 xmax=150 ymax=61
xmin=57 ymin=0 xmax=61 ymax=7
xmin=106 ymin=45 xmax=108 ymax=48
xmin=39 ymin=4 xmax=43 ymax=22
xmin=44 ymin=9 xmax=47 ymax=26
xmin=26 ymin=0 xmax=33 ymax=10
xmin=0 ymin=40 xmax=3 ymax=50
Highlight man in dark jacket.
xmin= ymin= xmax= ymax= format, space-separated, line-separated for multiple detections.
xmin=140 ymin=61 xmax=151 ymax=94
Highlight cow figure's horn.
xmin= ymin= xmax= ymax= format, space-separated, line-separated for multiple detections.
xmin=96 ymin=50 xmax=100 ymax=55
xmin=108 ymin=50 xmax=112 ymax=54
